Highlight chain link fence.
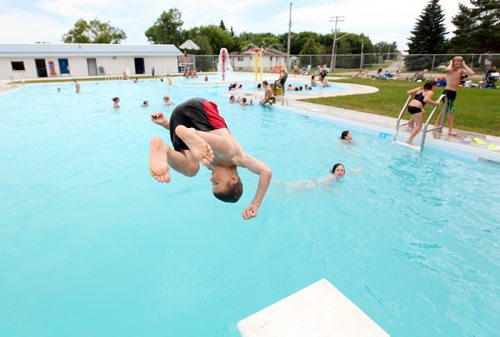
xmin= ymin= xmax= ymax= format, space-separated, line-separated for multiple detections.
xmin=188 ymin=53 xmax=499 ymax=74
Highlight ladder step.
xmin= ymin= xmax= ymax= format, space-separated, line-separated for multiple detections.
xmin=394 ymin=141 xmax=421 ymax=152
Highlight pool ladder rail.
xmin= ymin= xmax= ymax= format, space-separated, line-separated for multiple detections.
xmin=394 ymin=94 xmax=448 ymax=152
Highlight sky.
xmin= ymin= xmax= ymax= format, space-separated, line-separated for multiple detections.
xmin=0 ymin=0 xmax=469 ymax=51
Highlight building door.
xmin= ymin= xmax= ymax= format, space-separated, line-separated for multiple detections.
xmin=87 ymin=58 xmax=98 ymax=76
xmin=35 ymin=59 xmax=48 ymax=78
xmin=58 ymin=58 xmax=70 ymax=75
xmin=134 ymin=58 xmax=145 ymax=74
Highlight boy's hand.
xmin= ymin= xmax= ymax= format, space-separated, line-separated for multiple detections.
xmin=151 ymin=112 xmax=169 ymax=128
xmin=242 ymin=203 xmax=259 ymax=220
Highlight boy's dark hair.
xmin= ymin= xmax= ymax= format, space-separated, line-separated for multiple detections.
xmin=423 ymin=80 xmax=437 ymax=90
xmin=213 ymin=177 xmax=243 ymax=203
xmin=340 ymin=130 xmax=350 ymax=139
xmin=263 ymin=81 xmax=268 ymax=86
xmin=112 ymin=97 xmax=119 ymax=102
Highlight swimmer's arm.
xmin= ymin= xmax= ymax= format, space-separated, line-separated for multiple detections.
xmin=237 ymin=154 xmax=272 ymax=220
xmin=347 ymin=166 xmax=363 ymax=174
xmin=424 ymin=91 xmax=440 ymax=106
xmin=407 ymin=87 xmax=420 ymax=95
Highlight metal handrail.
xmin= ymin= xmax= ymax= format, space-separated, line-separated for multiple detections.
xmin=394 ymin=94 xmax=413 ymax=141
xmin=420 ymin=94 xmax=447 ymax=151
xmin=394 ymin=94 xmax=447 ymax=152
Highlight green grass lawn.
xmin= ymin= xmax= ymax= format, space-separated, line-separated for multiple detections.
xmin=301 ymin=78 xmax=500 ymax=136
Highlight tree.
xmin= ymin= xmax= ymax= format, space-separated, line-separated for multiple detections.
xmin=145 ymin=9 xmax=185 ymax=45
xmin=406 ymin=0 xmax=448 ymax=70
xmin=187 ymin=25 xmax=235 ymax=52
xmin=448 ymin=0 xmax=500 ymax=53
xmin=219 ymin=20 xmax=227 ymax=32
xmin=299 ymin=37 xmax=322 ymax=67
xmin=62 ymin=18 xmax=126 ymax=44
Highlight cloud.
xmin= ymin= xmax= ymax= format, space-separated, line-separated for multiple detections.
xmin=0 ymin=9 xmax=68 ymax=43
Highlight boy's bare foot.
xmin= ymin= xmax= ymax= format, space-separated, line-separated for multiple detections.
xmin=448 ymin=129 xmax=458 ymax=136
xmin=151 ymin=112 xmax=169 ymax=128
xmin=149 ymin=136 xmax=170 ymax=183
xmin=406 ymin=140 xmax=414 ymax=146
xmin=175 ymin=126 xmax=214 ymax=168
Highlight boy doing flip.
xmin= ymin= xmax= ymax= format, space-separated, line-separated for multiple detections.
xmin=149 ymin=98 xmax=272 ymax=220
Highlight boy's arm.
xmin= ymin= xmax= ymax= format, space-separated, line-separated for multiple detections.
xmin=443 ymin=60 xmax=453 ymax=73
xmin=462 ymin=60 xmax=475 ymax=76
xmin=237 ymin=154 xmax=272 ymax=220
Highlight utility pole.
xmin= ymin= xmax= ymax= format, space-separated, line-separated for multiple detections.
xmin=329 ymin=16 xmax=344 ymax=72
xmin=360 ymin=39 xmax=364 ymax=70
xmin=286 ymin=2 xmax=292 ymax=69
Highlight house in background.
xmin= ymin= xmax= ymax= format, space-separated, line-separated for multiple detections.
xmin=0 ymin=43 xmax=182 ymax=80
xmin=230 ymin=48 xmax=287 ymax=72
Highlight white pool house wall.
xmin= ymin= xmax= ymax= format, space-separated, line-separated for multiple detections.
xmin=0 ymin=44 xmax=182 ymax=80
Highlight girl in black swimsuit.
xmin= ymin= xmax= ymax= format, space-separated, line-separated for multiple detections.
xmin=405 ymin=80 xmax=440 ymax=145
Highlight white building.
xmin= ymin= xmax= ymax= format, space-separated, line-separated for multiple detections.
xmin=230 ymin=48 xmax=288 ymax=72
xmin=0 ymin=43 xmax=182 ymax=80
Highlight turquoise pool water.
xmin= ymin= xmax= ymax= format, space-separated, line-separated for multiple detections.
xmin=0 ymin=80 xmax=499 ymax=337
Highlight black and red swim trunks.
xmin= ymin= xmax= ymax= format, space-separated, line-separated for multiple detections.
xmin=169 ymin=98 xmax=228 ymax=151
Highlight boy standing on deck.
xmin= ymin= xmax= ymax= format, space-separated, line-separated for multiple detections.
xmin=149 ymin=98 xmax=272 ymax=220
xmin=434 ymin=56 xmax=474 ymax=136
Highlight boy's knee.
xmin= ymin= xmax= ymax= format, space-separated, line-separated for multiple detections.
xmin=183 ymin=165 xmax=200 ymax=177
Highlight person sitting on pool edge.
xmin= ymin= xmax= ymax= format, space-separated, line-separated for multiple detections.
xmin=149 ymin=97 xmax=272 ymax=220
xmin=260 ymin=81 xmax=276 ymax=109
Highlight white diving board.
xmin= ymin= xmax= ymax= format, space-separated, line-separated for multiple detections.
xmin=237 ymin=279 xmax=390 ymax=337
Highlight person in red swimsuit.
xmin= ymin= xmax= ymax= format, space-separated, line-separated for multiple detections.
xmin=149 ymin=98 xmax=272 ymax=220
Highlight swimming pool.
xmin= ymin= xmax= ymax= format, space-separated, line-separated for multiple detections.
xmin=177 ymin=72 xmax=352 ymax=96
xmin=0 ymin=80 xmax=498 ymax=337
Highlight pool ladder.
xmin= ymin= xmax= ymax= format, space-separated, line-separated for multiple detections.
xmin=394 ymin=94 xmax=447 ymax=151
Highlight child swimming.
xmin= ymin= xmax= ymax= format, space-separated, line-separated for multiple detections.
xmin=274 ymin=163 xmax=362 ymax=189
xmin=340 ymin=130 xmax=353 ymax=142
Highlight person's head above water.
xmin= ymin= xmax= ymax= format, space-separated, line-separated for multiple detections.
xmin=330 ymin=163 xmax=346 ymax=178
xmin=211 ymin=166 xmax=243 ymax=203
xmin=340 ymin=130 xmax=353 ymax=142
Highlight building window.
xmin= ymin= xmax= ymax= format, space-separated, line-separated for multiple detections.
xmin=270 ymin=57 xmax=273 ymax=61
xmin=237 ymin=57 xmax=244 ymax=61
xmin=11 ymin=61 xmax=25 ymax=71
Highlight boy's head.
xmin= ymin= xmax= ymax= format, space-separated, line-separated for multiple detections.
xmin=211 ymin=166 xmax=243 ymax=203
xmin=262 ymin=81 xmax=268 ymax=86
xmin=112 ymin=97 xmax=119 ymax=102
xmin=452 ymin=56 xmax=464 ymax=69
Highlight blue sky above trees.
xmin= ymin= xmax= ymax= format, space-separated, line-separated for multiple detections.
xmin=0 ymin=0 xmax=468 ymax=50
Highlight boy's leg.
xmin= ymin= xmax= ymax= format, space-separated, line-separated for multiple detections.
xmin=149 ymin=136 xmax=201 ymax=183
xmin=177 ymin=126 xmax=238 ymax=160
xmin=175 ymin=126 xmax=215 ymax=168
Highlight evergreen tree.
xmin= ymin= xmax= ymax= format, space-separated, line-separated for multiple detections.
xmin=406 ymin=0 xmax=448 ymax=70
xmin=219 ymin=20 xmax=227 ymax=32
xmin=448 ymin=0 xmax=500 ymax=53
